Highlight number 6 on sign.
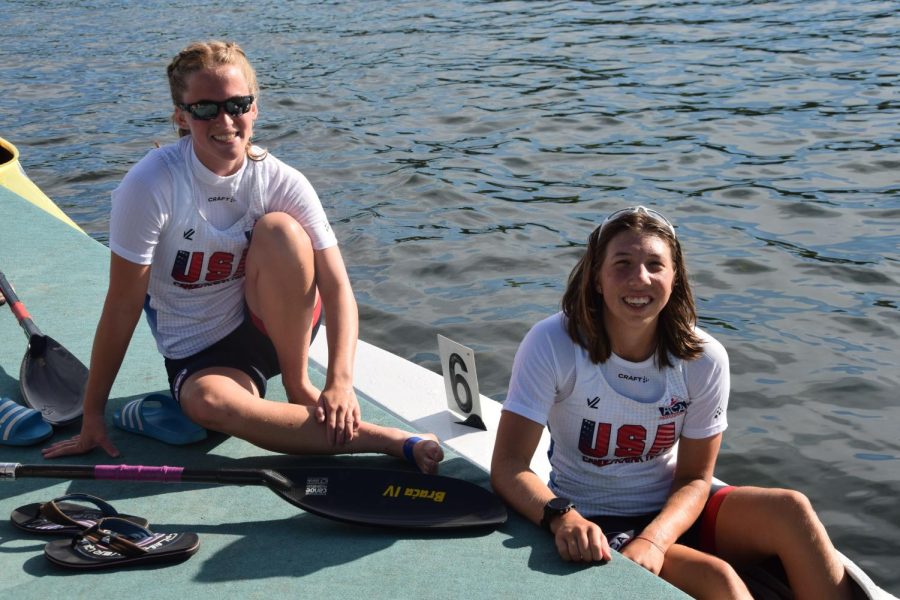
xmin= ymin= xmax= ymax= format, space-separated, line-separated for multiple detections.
xmin=437 ymin=335 xmax=486 ymax=431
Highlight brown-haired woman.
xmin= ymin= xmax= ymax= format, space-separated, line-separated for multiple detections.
xmin=43 ymin=40 xmax=443 ymax=473
xmin=491 ymin=206 xmax=850 ymax=599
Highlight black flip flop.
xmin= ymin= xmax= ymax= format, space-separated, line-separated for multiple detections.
xmin=44 ymin=517 xmax=200 ymax=569
xmin=11 ymin=493 xmax=149 ymax=535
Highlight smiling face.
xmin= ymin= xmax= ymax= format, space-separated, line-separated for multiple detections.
xmin=561 ymin=207 xmax=698 ymax=365
xmin=174 ymin=65 xmax=258 ymax=176
xmin=595 ymin=229 xmax=675 ymax=359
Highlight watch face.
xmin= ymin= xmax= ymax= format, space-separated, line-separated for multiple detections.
xmin=542 ymin=497 xmax=575 ymax=531
xmin=548 ymin=497 xmax=572 ymax=511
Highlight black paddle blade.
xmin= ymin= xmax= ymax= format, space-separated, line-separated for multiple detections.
xmin=271 ymin=467 xmax=507 ymax=530
xmin=20 ymin=334 xmax=86 ymax=426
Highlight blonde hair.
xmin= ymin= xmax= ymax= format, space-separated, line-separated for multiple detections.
xmin=166 ymin=40 xmax=265 ymax=159
xmin=561 ymin=211 xmax=703 ymax=367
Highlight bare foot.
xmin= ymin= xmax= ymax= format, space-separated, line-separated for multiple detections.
xmin=409 ymin=434 xmax=444 ymax=475
xmin=286 ymin=381 xmax=320 ymax=406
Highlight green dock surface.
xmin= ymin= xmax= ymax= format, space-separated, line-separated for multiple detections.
xmin=0 ymin=185 xmax=687 ymax=599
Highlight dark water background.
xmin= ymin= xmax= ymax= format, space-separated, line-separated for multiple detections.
xmin=2 ymin=0 xmax=898 ymax=593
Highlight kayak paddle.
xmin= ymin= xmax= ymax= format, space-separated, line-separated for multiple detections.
xmin=0 ymin=272 xmax=87 ymax=426
xmin=0 ymin=462 xmax=508 ymax=530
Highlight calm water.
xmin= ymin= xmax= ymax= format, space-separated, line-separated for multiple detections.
xmin=3 ymin=0 xmax=898 ymax=592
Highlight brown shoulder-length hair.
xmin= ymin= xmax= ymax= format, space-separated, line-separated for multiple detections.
xmin=166 ymin=40 xmax=266 ymax=161
xmin=561 ymin=210 xmax=703 ymax=368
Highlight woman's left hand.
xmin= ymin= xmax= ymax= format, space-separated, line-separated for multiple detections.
xmin=316 ymin=383 xmax=361 ymax=445
xmin=621 ymin=536 xmax=666 ymax=575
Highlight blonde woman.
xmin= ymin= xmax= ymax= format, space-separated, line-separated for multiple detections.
xmin=44 ymin=40 xmax=442 ymax=473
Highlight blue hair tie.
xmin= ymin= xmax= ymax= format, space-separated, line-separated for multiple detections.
xmin=402 ymin=436 xmax=424 ymax=467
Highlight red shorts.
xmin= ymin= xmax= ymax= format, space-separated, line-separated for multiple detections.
xmin=698 ymin=484 xmax=736 ymax=554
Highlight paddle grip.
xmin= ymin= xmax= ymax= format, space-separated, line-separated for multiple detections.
xmin=0 ymin=271 xmax=44 ymax=340
xmin=95 ymin=465 xmax=185 ymax=482
xmin=94 ymin=465 xmax=275 ymax=487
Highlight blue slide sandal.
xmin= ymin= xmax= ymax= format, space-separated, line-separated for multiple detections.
xmin=0 ymin=397 xmax=53 ymax=446
xmin=114 ymin=393 xmax=206 ymax=445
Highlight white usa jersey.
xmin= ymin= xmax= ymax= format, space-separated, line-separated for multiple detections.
xmin=109 ymin=136 xmax=337 ymax=359
xmin=503 ymin=312 xmax=729 ymax=516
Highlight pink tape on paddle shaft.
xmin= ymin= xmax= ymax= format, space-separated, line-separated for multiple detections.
xmin=10 ymin=301 xmax=30 ymax=323
xmin=94 ymin=465 xmax=184 ymax=482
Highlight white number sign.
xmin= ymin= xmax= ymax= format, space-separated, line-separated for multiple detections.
xmin=437 ymin=334 xmax=485 ymax=430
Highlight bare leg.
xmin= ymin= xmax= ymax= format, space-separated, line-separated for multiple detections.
xmin=179 ymin=367 xmax=443 ymax=473
xmin=712 ymin=487 xmax=851 ymax=600
xmin=658 ymin=543 xmax=752 ymax=600
xmin=243 ymin=212 xmax=321 ymax=405
xmin=181 ymin=213 xmax=443 ymax=472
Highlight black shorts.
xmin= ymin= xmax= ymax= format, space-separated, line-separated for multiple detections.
xmin=164 ymin=302 xmax=322 ymax=403
xmin=590 ymin=485 xmax=735 ymax=553
xmin=591 ymin=513 xmax=702 ymax=552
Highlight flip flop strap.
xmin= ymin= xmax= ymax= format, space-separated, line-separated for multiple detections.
xmin=40 ymin=493 xmax=119 ymax=528
xmin=80 ymin=521 xmax=149 ymax=557
xmin=40 ymin=502 xmax=85 ymax=529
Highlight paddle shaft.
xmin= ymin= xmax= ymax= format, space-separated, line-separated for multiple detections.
xmin=4 ymin=463 xmax=291 ymax=490
xmin=0 ymin=271 xmax=46 ymax=353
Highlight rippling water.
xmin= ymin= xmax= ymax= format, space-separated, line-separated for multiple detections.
xmin=4 ymin=0 xmax=898 ymax=592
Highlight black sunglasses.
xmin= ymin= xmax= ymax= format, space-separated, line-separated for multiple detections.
xmin=178 ymin=95 xmax=255 ymax=121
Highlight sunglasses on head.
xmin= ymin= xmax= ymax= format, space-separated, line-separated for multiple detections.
xmin=178 ymin=95 xmax=255 ymax=121
xmin=597 ymin=205 xmax=675 ymax=238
